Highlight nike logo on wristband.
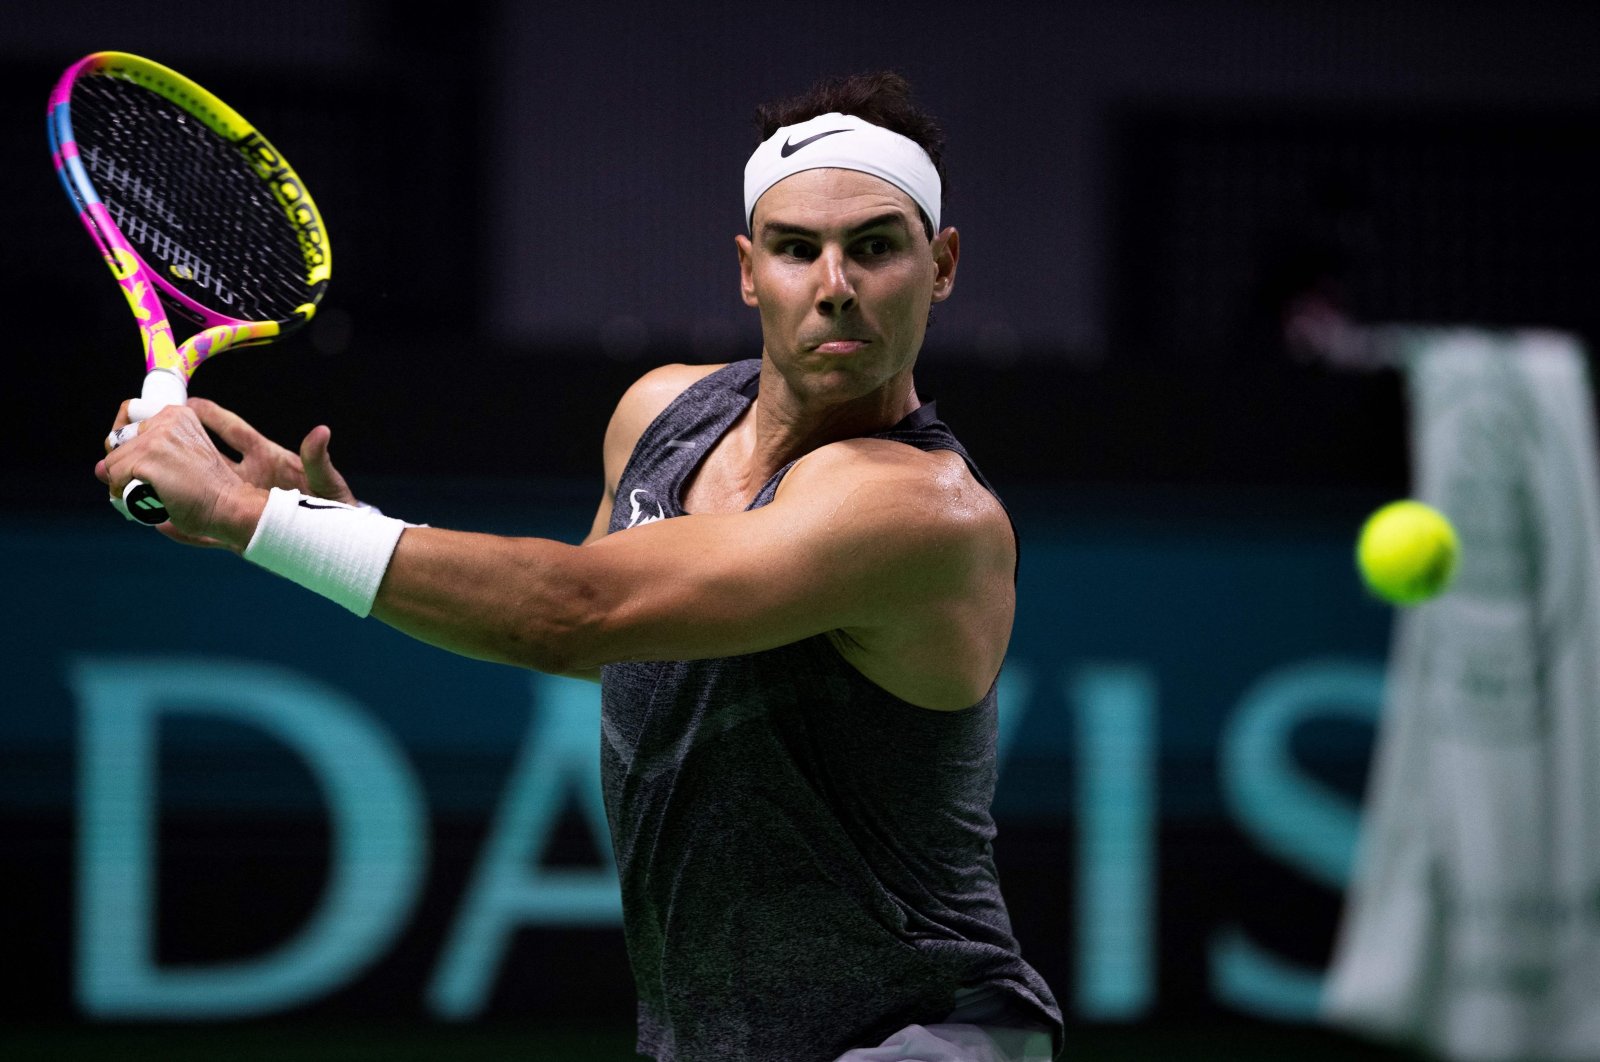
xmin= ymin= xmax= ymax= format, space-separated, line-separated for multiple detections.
xmin=780 ymin=129 xmax=849 ymax=157
xmin=298 ymin=500 xmax=344 ymax=510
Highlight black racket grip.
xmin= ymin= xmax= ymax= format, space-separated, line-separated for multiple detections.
xmin=123 ymin=478 xmax=169 ymax=524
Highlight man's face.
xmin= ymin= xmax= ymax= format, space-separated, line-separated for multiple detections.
xmin=737 ymin=168 xmax=958 ymax=404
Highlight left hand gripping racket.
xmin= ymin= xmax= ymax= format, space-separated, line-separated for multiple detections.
xmin=48 ymin=52 xmax=331 ymax=524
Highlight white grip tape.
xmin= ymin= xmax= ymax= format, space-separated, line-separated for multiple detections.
xmin=128 ymin=368 xmax=188 ymax=424
xmin=243 ymin=488 xmax=408 ymax=616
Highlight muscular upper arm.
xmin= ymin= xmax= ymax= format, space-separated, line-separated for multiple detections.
xmin=565 ymin=442 xmax=1016 ymax=705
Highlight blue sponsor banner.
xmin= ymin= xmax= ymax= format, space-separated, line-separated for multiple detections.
xmin=0 ymin=484 xmax=1392 ymax=1027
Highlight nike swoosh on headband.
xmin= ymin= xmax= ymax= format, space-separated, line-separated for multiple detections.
xmin=780 ymin=129 xmax=850 ymax=157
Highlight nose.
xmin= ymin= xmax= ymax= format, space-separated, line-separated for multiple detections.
xmin=814 ymin=245 xmax=856 ymax=317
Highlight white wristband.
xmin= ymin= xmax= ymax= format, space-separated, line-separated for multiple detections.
xmin=243 ymin=488 xmax=409 ymax=617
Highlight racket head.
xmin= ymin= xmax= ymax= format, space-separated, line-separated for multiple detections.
xmin=47 ymin=52 xmax=331 ymax=381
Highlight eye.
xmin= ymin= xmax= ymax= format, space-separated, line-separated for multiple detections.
xmin=778 ymin=239 xmax=816 ymax=260
xmin=856 ymin=236 xmax=893 ymax=257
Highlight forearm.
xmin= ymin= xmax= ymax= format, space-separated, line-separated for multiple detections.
xmin=226 ymin=487 xmax=603 ymax=676
xmin=370 ymin=527 xmax=599 ymax=675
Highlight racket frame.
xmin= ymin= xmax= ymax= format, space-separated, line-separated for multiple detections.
xmin=47 ymin=51 xmax=331 ymax=386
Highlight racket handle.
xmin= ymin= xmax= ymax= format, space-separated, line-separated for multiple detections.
xmin=111 ymin=369 xmax=188 ymax=525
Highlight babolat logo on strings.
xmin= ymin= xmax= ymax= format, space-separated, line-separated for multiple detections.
xmin=235 ymin=131 xmax=328 ymax=272
xmin=104 ymin=198 xmax=238 ymax=306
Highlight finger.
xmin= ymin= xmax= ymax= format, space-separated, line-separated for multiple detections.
xmin=106 ymin=422 xmax=140 ymax=452
xmin=189 ymin=396 xmax=266 ymax=455
xmin=300 ymin=424 xmax=342 ymax=493
xmin=101 ymin=432 xmax=132 ymax=483
xmin=300 ymin=424 xmax=331 ymax=465
xmin=100 ymin=417 xmax=135 ymax=484
xmin=100 ymin=449 xmax=139 ymax=506
xmin=300 ymin=425 xmax=355 ymax=503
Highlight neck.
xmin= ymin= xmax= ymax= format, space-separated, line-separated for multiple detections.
xmin=740 ymin=355 xmax=921 ymax=481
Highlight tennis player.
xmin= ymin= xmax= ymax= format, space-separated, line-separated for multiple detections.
xmin=99 ymin=71 xmax=1063 ymax=1062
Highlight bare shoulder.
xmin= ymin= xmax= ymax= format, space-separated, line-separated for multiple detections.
xmin=602 ymin=363 xmax=727 ymax=482
xmin=780 ymin=437 xmax=1014 ymax=579
xmin=609 ymin=362 xmax=726 ymax=442
xmin=783 ymin=436 xmax=1009 ymax=522
xmin=617 ymin=362 xmax=726 ymax=421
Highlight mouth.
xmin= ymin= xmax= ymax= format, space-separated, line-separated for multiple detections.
xmin=810 ymin=339 xmax=869 ymax=355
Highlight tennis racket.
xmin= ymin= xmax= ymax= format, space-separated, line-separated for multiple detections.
xmin=48 ymin=51 xmax=330 ymax=524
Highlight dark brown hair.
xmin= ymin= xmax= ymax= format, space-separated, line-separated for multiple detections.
xmin=754 ymin=71 xmax=947 ymax=237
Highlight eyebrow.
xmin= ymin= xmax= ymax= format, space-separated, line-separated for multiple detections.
xmin=759 ymin=212 xmax=911 ymax=242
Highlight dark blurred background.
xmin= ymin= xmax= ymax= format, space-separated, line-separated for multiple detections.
xmin=13 ymin=0 xmax=1597 ymax=502
xmin=4 ymin=2 xmax=1598 ymax=1059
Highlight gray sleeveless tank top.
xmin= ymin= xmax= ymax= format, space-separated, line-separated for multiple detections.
xmin=600 ymin=360 xmax=1062 ymax=1061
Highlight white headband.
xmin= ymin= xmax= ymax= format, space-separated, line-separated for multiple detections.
xmin=743 ymin=112 xmax=941 ymax=234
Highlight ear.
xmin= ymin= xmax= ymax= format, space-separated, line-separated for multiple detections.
xmin=736 ymin=234 xmax=758 ymax=308
xmin=930 ymin=226 xmax=959 ymax=304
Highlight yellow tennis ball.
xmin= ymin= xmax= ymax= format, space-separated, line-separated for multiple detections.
xmin=1356 ymin=500 xmax=1459 ymax=605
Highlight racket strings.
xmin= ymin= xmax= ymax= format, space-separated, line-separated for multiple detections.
xmin=70 ymin=74 xmax=315 ymax=323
